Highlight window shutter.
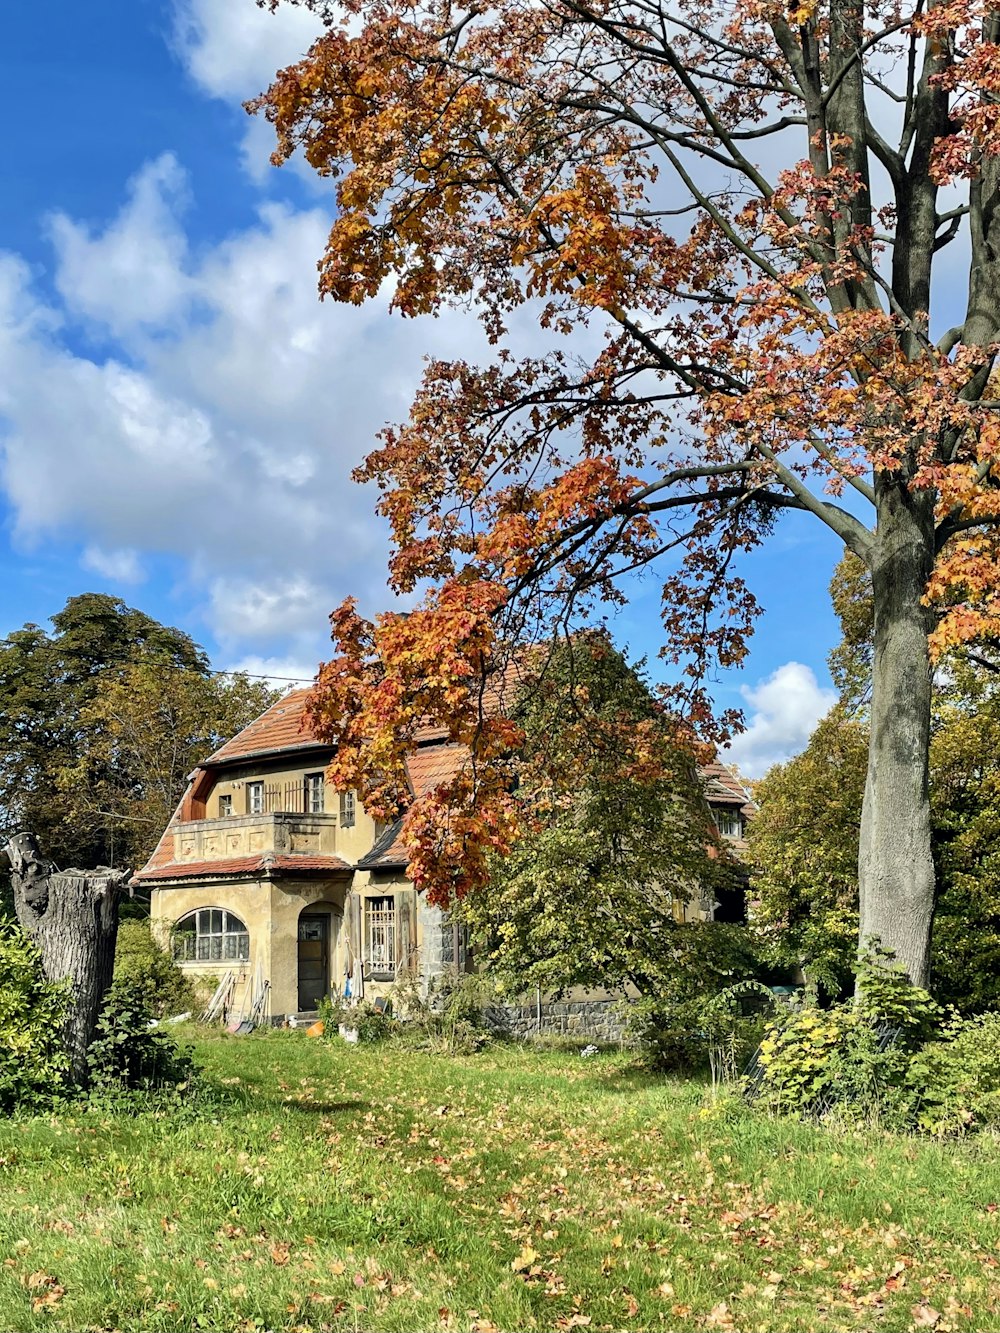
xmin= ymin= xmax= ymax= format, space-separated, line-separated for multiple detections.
xmin=398 ymin=892 xmax=415 ymax=972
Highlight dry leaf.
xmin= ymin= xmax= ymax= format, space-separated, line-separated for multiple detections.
xmin=912 ymin=1305 xmax=942 ymax=1328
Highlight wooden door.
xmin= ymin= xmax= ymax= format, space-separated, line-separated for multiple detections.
xmin=297 ymin=914 xmax=329 ymax=1012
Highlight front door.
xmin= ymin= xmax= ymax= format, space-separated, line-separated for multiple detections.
xmin=297 ymin=915 xmax=329 ymax=1012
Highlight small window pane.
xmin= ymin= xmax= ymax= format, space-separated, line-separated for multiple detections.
xmin=174 ymin=910 xmax=249 ymax=967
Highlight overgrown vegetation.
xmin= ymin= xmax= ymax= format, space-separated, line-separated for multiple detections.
xmin=2 ymin=1030 xmax=1000 ymax=1330
xmin=320 ymin=971 xmax=497 ymax=1054
xmin=752 ymin=950 xmax=1000 ymax=1135
xmin=86 ymin=977 xmax=197 ymax=1097
xmin=113 ymin=920 xmax=194 ymax=1019
xmin=0 ymin=922 xmax=69 ymax=1113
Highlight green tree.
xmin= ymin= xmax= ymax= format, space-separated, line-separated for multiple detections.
xmin=0 ymin=594 xmax=277 ymax=876
xmin=459 ymin=637 xmax=739 ymax=998
xmin=746 ymin=710 xmax=867 ymax=999
xmin=749 ymin=555 xmax=1000 ymax=1009
xmin=56 ymin=661 xmax=279 ymax=876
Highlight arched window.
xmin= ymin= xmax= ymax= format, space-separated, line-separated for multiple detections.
xmin=172 ymin=909 xmax=249 ymax=963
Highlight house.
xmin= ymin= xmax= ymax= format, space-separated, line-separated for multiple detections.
xmin=135 ymin=688 xmax=753 ymax=1023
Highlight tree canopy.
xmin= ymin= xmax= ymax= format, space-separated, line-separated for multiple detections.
xmin=0 ymin=595 xmax=277 ymax=876
xmin=458 ymin=636 xmax=736 ymax=996
xmin=257 ymin=0 xmax=1000 ymax=983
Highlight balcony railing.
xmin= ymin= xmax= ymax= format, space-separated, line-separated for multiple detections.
xmin=249 ymin=781 xmax=325 ymax=816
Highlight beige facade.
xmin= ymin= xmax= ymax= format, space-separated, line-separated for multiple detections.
xmin=137 ymin=688 xmax=752 ymax=1022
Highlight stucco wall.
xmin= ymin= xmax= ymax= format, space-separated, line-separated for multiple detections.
xmin=150 ymin=877 xmax=349 ymax=1020
xmin=205 ymin=769 xmax=377 ymax=863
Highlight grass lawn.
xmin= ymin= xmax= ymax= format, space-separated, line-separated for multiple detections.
xmin=1 ymin=1031 xmax=999 ymax=1332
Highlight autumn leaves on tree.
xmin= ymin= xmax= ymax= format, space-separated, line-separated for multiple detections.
xmin=255 ymin=0 xmax=1000 ymax=985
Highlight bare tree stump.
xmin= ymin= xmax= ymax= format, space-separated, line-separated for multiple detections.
xmin=5 ymin=834 xmax=129 ymax=1083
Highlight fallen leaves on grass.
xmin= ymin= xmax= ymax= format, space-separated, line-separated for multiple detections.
xmin=24 ymin=1271 xmax=65 ymax=1312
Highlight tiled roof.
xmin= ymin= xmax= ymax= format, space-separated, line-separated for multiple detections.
xmin=699 ymin=759 xmax=754 ymax=812
xmin=359 ymin=742 xmax=469 ymax=869
xmin=357 ymin=817 xmax=406 ymax=870
xmin=203 ymin=688 xmax=320 ymax=765
xmin=406 ymin=742 xmax=468 ymax=798
xmin=134 ymin=852 xmax=351 ymax=883
xmin=202 ymin=687 xmax=468 ymax=766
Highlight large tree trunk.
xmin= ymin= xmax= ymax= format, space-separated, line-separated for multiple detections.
xmin=858 ymin=481 xmax=936 ymax=986
xmin=7 ymin=835 xmax=127 ymax=1083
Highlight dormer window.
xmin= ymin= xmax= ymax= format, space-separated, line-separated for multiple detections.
xmin=714 ymin=808 xmax=742 ymax=840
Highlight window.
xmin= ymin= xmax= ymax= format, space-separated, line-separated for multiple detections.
xmin=365 ymin=896 xmax=396 ymax=976
xmin=339 ymin=789 xmax=356 ymax=828
xmin=218 ymin=794 xmax=233 ymax=817
xmin=713 ymin=808 xmax=742 ymax=839
xmin=247 ymin=781 xmax=264 ymax=815
xmin=305 ymin=772 xmax=325 ymax=814
xmin=172 ymin=909 xmax=249 ymax=963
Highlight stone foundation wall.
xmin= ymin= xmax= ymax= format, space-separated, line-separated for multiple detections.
xmin=485 ymin=997 xmax=632 ymax=1044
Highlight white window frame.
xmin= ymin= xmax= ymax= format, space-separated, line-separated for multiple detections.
xmin=247 ymin=781 xmax=264 ymax=815
xmin=365 ymin=895 xmax=397 ymax=977
xmin=172 ymin=909 xmax=250 ymax=964
xmin=714 ymin=808 xmax=742 ymax=839
xmin=305 ymin=772 xmax=325 ymax=814
xmin=218 ymin=793 xmax=233 ymax=818
xmin=339 ymin=789 xmax=356 ymax=828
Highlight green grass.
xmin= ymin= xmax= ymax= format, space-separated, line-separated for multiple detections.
xmin=1 ymin=1031 xmax=999 ymax=1332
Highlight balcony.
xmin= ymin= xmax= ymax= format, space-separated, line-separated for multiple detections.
xmin=174 ymin=810 xmax=341 ymax=863
xmin=249 ymin=780 xmax=325 ymax=816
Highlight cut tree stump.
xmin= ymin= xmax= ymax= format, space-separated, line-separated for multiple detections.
xmin=5 ymin=833 xmax=129 ymax=1083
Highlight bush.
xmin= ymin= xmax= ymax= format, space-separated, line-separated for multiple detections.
xmin=87 ymin=977 xmax=197 ymax=1095
xmin=114 ymin=920 xmax=194 ymax=1018
xmin=0 ymin=922 xmax=70 ymax=1112
xmin=351 ymin=1000 xmax=397 ymax=1045
xmin=628 ymin=924 xmax=772 ymax=1074
xmin=904 ymin=1012 xmax=1000 ymax=1134
xmin=752 ymin=949 xmax=942 ymax=1123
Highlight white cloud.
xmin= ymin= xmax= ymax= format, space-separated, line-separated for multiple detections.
xmin=81 ymin=545 xmax=146 ymax=585
xmin=221 ymin=653 xmax=320 ymax=692
xmin=0 ymin=155 xmax=491 ymax=660
xmin=49 ymin=154 xmax=193 ymax=336
xmin=207 ymin=574 xmax=327 ymax=643
xmin=171 ymin=0 xmax=327 ymax=182
xmin=723 ymin=661 xmax=837 ymax=778
xmin=172 ymin=0 xmax=321 ymax=102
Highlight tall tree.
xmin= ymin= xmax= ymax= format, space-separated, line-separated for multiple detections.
xmin=257 ymin=0 xmax=1000 ymax=983
xmin=0 ymin=597 xmax=226 ymax=874
xmin=458 ymin=637 xmax=734 ymax=996
xmin=55 ymin=663 xmax=279 ymax=875
xmin=751 ymin=555 xmax=1000 ymax=1007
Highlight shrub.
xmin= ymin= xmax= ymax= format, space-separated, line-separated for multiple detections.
xmin=383 ymin=971 xmax=496 ymax=1054
xmin=0 ymin=921 xmax=70 ymax=1112
xmin=753 ymin=949 xmax=942 ymax=1122
xmin=628 ymin=925 xmax=773 ymax=1074
xmin=904 ymin=1013 xmax=1000 ymax=1135
xmin=87 ymin=977 xmax=197 ymax=1095
xmin=114 ymin=920 xmax=194 ymax=1018
xmin=351 ymin=1000 xmax=397 ymax=1045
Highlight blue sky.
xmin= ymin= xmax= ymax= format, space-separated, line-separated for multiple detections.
xmin=0 ymin=0 xmax=850 ymax=774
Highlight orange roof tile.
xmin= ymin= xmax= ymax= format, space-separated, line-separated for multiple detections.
xmin=405 ymin=742 xmax=468 ymax=798
xmin=204 ymin=688 xmax=319 ymax=764
xmin=134 ymin=852 xmax=351 ymax=883
xmin=699 ymin=759 xmax=754 ymax=813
